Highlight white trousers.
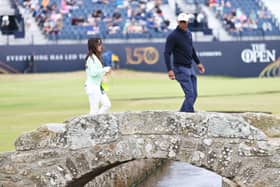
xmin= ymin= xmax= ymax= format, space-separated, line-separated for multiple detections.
xmin=85 ymin=84 xmax=111 ymax=115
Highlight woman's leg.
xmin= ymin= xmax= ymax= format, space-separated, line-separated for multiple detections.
xmin=99 ymin=92 xmax=111 ymax=114
xmin=85 ymin=84 xmax=101 ymax=115
xmin=88 ymin=92 xmax=100 ymax=114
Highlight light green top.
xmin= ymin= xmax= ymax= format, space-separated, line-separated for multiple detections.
xmin=85 ymin=54 xmax=105 ymax=86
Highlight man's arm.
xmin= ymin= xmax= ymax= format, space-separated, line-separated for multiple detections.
xmin=192 ymin=47 xmax=200 ymax=64
xmin=192 ymin=47 xmax=205 ymax=74
xmin=164 ymin=34 xmax=176 ymax=79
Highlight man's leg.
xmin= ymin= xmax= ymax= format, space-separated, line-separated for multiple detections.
xmin=178 ymin=76 xmax=196 ymax=112
xmin=191 ymin=75 xmax=198 ymax=104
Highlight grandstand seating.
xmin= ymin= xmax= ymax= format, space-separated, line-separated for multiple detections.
xmin=204 ymin=0 xmax=280 ymax=37
xmin=18 ymin=0 xmax=172 ymax=40
xmin=176 ymin=1 xmax=212 ymax=34
xmin=17 ymin=0 xmax=280 ymax=40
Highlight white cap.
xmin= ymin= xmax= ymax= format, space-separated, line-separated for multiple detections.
xmin=177 ymin=13 xmax=189 ymax=22
xmin=2 ymin=15 xmax=9 ymax=21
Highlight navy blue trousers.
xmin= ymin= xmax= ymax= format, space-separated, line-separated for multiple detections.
xmin=173 ymin=65 xmax=197 ymax=113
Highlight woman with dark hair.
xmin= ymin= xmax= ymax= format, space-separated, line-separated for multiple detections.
xmin=84 ymin=38 xmax=111 ymax=114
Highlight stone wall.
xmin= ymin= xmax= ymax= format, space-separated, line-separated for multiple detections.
xmin=85 ymin=159 xmax=165 ymax=187
xmin=0 ymin=111 xmax=280 ymax=187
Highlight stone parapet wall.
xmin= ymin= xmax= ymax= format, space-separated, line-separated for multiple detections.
xmin=0 ymin=111 xmax=279 ymax=187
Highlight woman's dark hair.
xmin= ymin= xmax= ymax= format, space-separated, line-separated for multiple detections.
xmin=85 ymin=37 xmax=103 ymax=65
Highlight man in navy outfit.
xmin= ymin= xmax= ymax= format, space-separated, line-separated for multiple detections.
xmin=164 ymin=13 xmax=205 ymax=112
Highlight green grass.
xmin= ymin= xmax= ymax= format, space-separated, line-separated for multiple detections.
xmin=0 ymin=70 xmax=280 ymax=152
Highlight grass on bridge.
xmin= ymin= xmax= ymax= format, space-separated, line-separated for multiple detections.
xmin=0 ymin=70 xmax=280 ymax=152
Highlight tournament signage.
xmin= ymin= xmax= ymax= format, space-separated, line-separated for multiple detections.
xmin=125 ymin=47 xmax=159 ymax=65
xmin=0 ymin=45 xmax=88 ymax=73
xmin=241 ymin=43 xmax=276 ymax=64
xmin=0 ymin=41 xmax=279 ymax=77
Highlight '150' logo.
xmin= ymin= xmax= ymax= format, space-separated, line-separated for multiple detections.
xmin=125 ymin=47 xmax=159 ymax=65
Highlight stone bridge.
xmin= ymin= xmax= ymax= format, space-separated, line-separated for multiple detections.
xmin=1 ymin=111 xmax=280 ymax=187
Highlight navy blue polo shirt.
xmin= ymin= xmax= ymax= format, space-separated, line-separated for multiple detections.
xmin=164 ymin=26 xmax=200 ymax=71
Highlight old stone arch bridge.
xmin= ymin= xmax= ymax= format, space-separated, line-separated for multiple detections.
xmin=1 ymin=111 xmax=280 ymax=187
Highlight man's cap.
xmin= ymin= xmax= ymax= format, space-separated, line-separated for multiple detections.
xmin=177 ymin=13 xmax=189 ymax=22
